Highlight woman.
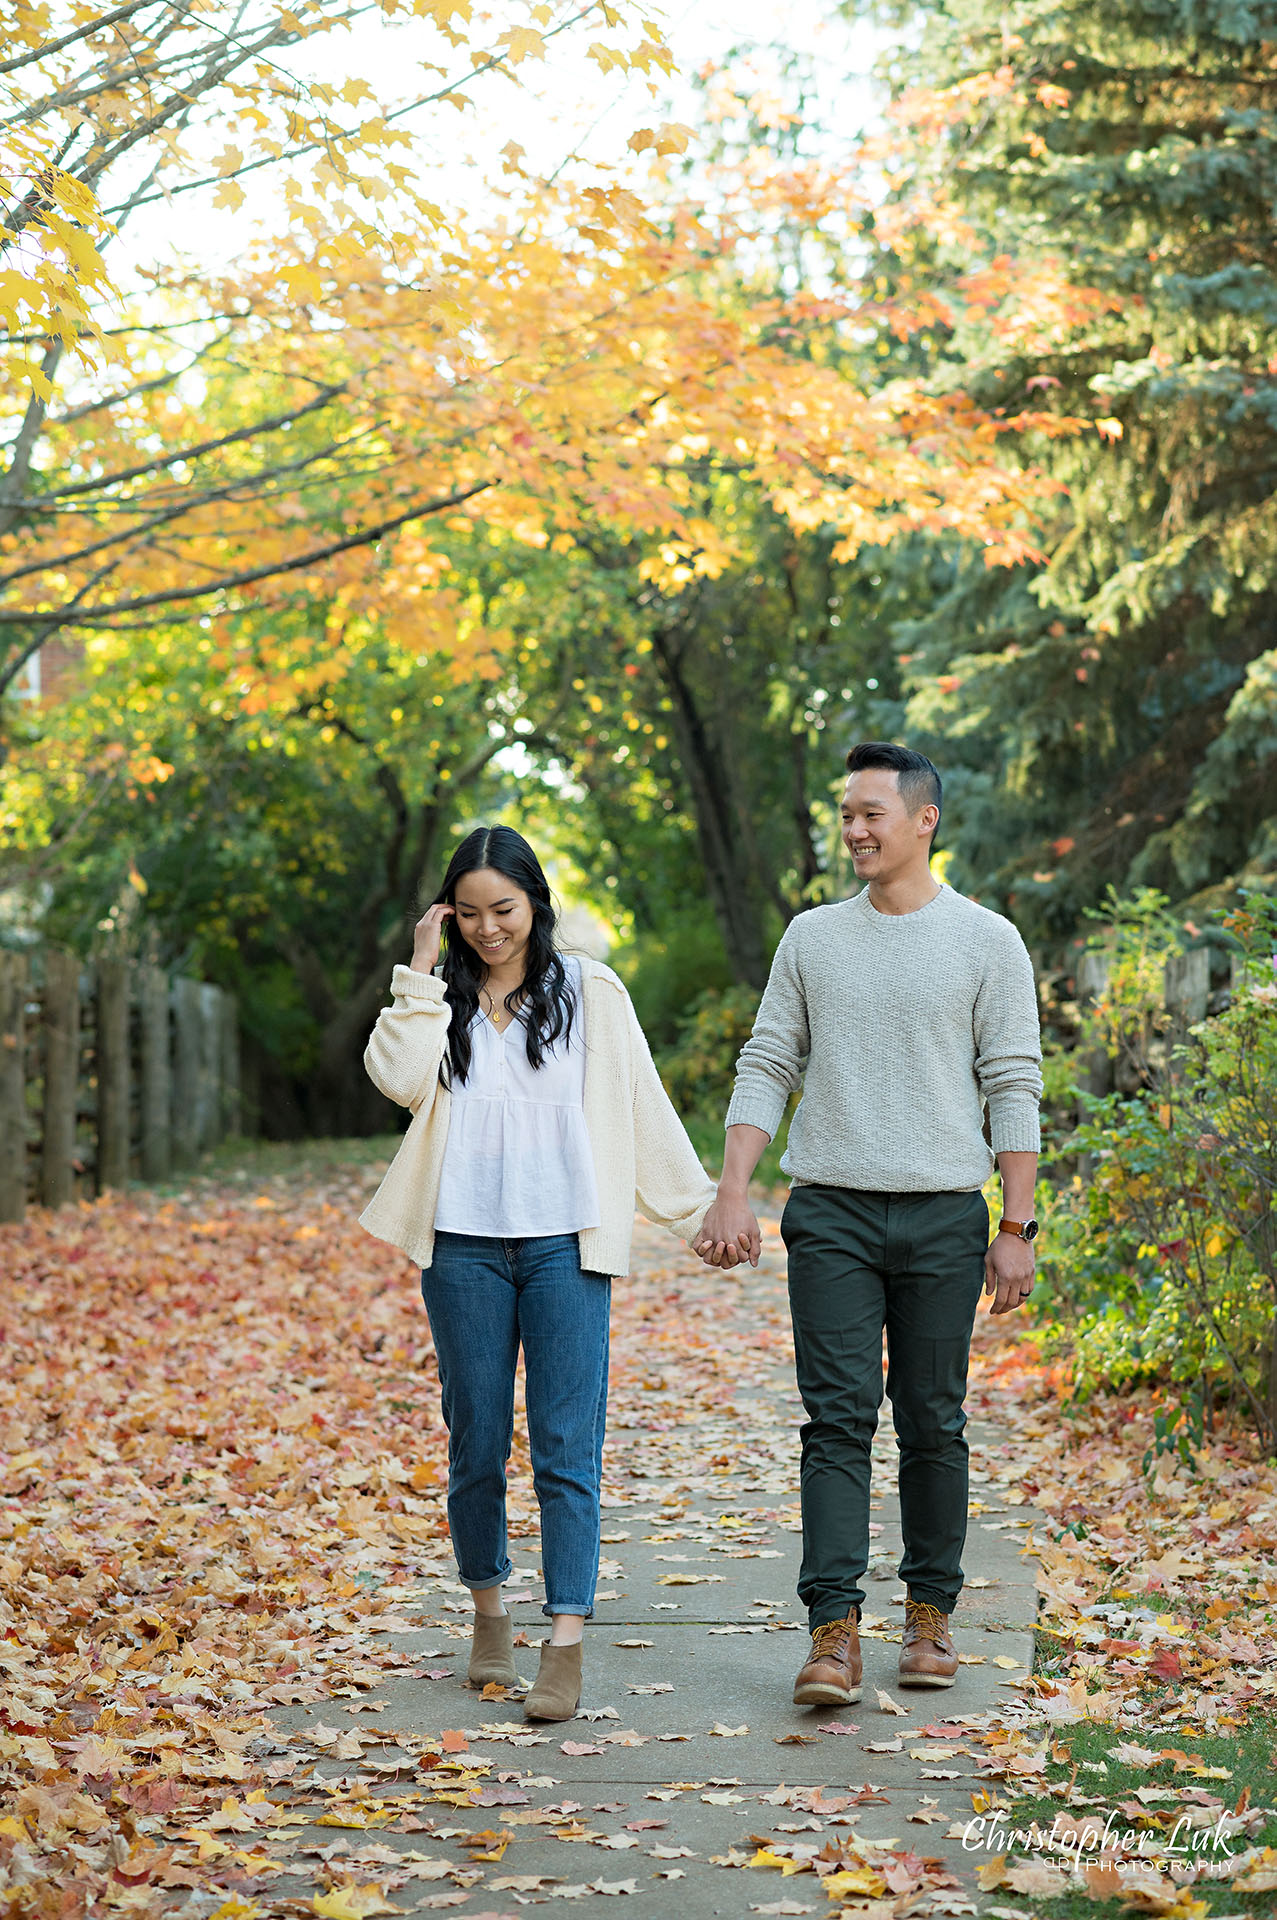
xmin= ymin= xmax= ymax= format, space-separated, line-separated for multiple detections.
xmin=360 ymin=826 xmax=717 ymax=1721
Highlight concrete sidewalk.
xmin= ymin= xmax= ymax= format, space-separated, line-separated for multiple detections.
xmin=257 ymin=1217 xmax=1040 ymax=1917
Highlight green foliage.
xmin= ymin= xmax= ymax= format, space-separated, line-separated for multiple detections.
xmin=0 ymin=609 xmax=522 ymax=1131
xmin=1141 ymin=1389 xmax=1206 ymax=1481
xmin=657 ymin=984 xmax=763 ymax=1118
xmin=1035 ymin=894 xmax=1277 ymax=1452
xmin=648 ymin=980 xmax=796 ymax=1188
xmin=611 ymin=911 xmax=736 ymax=1051
xmin=447 ymin=487 xmax=915 ymax=991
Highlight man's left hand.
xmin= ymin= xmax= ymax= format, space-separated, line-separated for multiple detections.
xmin=984 ymin=1231 xmax=1035 ymax=1315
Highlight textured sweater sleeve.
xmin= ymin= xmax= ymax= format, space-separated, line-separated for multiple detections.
xmin=626 ymin=995 xmax=717 ymax=1241
xmin=363 ymin=965 xmax=451 ymax=1113
xmin=724 ymin=922 xmax=809 ymax=1139
xmin=973 ymin=928 xmax=1043 ymax=1153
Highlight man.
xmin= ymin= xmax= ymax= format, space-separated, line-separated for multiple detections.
xmin=695 ymin=742 xmax=1041 ymax=1707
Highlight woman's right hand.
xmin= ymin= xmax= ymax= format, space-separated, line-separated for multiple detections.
xmin=411 ymin=902 xmax=454 ymax=974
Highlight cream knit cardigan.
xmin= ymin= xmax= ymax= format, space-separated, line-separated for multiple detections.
xmin=359 ymin=955 xmax=717 ymax=1278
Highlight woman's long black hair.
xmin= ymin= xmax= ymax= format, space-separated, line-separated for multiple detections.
xmin=433 ymin=826 xmax=575 ymax=1085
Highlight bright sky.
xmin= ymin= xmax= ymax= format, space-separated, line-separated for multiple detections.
xmin=123 ymin=0 xmax=887 ymax=280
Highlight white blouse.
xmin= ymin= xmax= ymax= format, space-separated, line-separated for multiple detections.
xmin=434 ymin=955 xmax=601 ymax=1237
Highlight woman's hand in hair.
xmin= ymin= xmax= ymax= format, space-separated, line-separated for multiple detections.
xmin=411 ymin=903 xmax=454 ymax=974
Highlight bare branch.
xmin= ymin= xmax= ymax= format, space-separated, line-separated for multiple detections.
xmin=31 ymin=378 xmax=350 ymax=502
xmin=0 ymin=0 xmax=160 ymax=77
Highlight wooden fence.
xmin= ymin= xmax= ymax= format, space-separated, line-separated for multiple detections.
xmin=0 ymin=949 xmax=243 ymax=1224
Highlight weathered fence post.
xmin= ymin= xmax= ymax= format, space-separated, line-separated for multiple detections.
xmin=0 ymin=951 xmax=28 ymax=1224
xmin=220 ymin=991 xmax=241 ymax=1138
xmin=41 ymin=949 xmax=80 ymax=1208
xmin=198 ymin=983 xmax=222 ymax=1150
xmin=138 ymin=964 xmax=172 ymax=1181
xmin=96 ymin=955 xmax=130 ymax=1192
xmin=1165 ymin=948 xmax=1210 ymax=1028
xmin=171 ymin=975 xmax=202 ymax=1168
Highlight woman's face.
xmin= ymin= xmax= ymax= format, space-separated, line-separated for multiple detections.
xmin=450 ymin=866 xmax=535 ymax=971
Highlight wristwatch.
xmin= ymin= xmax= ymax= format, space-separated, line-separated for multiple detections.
xmin=998 ymin=1218 xmax=1039 ymax=1242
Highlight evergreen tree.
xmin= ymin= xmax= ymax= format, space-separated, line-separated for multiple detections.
xmin=857 ymin=0 xmax=1277 ymax=941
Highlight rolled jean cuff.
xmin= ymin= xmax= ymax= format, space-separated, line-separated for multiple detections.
xmin=461 ymin=1564 xmax=513 ymax=1592
xmin=543 ymin=1601 xmax=594 ymax=1618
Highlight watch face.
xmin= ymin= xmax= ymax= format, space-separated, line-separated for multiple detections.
xmin=1023 ymin=1219 xmax=1040 ymax=1242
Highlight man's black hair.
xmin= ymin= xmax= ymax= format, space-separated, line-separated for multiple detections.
xmin=844 ymin=741 xmax=942 ymax=829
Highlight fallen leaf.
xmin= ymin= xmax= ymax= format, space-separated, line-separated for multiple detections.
xmin=1231 ymin=1849 xmax=1277 ymax=1892
xmin=312 ymin=1888 xmax=402 ymax=1918
xmin=821 ymin=1866 xmax=888 ymax=1899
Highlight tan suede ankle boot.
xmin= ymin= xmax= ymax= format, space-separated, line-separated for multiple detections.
xmin=468 ymin=1612 xmax=517 ymax=1689
xmin=524 ymin=1640 xmax=583 ymax=1722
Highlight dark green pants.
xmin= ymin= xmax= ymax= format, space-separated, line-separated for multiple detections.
xmin=781 ymin=1184 xmax=989 ymax=1628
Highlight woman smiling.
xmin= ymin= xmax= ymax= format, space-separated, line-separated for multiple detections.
xmin=359 ymin=826 xmax=717 ymax=1721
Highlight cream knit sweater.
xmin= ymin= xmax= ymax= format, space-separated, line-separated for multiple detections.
xmin=725 ymin=884 xmax=1043 ymax=1192
xmin=359 ymin=955 xmax=716 ymax=1277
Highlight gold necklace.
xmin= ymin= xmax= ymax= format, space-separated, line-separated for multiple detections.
xmin=481 ymin=987 xmax=517 ymax=1030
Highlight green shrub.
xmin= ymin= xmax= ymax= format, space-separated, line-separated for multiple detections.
xmin=1034 ymin=893 xmax=1277 ymax=1453
xmin=648 ymin=981 xmax=797 ymax=1188
xmin=608 ymin=908 xmax=735 ymax=1049
xmin=657 ymin=984 xmax=762 ymax=1117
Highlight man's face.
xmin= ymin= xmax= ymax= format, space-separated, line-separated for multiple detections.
xmin=840 ymin=769 xmax=931 ymax=881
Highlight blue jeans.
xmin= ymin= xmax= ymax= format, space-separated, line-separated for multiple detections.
xmin=421 ymin=1231 xmax=611 ymax=1616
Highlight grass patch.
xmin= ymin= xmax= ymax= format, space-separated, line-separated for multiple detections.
xmin=144 ymin=1133 xmax=403 ymax=1196
xmin=203 ymin=1133 xmax=403 ymax=1176
xmin=975 ymin=1711 xmax=1277 ymax=1916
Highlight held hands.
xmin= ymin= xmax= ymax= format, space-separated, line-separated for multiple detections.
xmin=411 ymin=902 xmax=454 ymax=974
xmin=693 ymin=1192 xmax=761 ymax=1269
xmin=984 ymin=1229 xmax=1035 ymax=1315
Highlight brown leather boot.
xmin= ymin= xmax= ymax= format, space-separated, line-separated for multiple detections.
xmin=524 ymin=1640 xmax=583 ymax=1722
xmin=898 ymin=1596 xmax=958 ymax=1688
xmin=468 ymin=1611 xmax=517 ymax=1689
xmin=792 ymin=1608 xmax=862 ymax=1707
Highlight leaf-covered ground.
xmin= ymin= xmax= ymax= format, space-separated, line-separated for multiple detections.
xmin=1 ymin=1150 xmax=1275 ymax=1917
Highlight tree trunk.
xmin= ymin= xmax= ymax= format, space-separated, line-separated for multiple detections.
xmin=649 ymin=628 xmax=773 ymax=991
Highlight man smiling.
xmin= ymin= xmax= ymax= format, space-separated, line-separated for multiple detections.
xmin=695 ymin=742 xmax=1042 ymax=1707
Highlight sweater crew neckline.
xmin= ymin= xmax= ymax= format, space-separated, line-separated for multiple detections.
xmin=853 ymin=882 xmax=951 ymax=923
